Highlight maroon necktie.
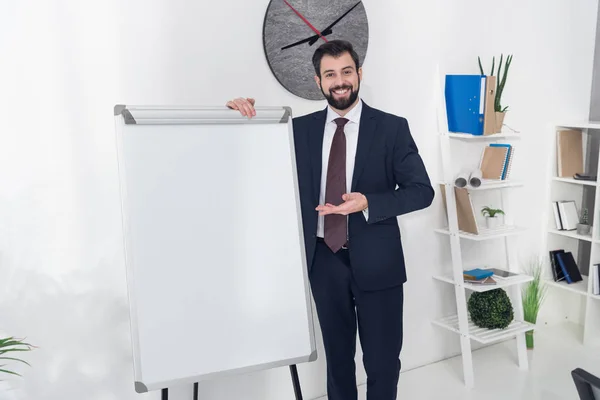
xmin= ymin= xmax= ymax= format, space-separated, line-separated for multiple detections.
xmin=324 ymin=117 xmax=349 ymax=253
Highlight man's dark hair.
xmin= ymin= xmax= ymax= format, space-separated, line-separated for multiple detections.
xmin=312 ymin=39 xmax=360 ymax=77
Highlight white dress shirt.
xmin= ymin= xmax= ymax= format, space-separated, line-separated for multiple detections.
xmin=317 ymin=98 xmax=369 ymax=239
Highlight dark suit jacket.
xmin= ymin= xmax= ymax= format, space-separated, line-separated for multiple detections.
xmin=292 ymin=101 xmax=434 ymax=291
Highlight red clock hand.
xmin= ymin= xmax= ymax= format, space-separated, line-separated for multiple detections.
xmin=283 ymin=0 xmax=328 ymax=43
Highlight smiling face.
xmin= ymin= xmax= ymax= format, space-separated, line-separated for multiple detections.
xmin=314 ymin=51 xmax=362 ymax=114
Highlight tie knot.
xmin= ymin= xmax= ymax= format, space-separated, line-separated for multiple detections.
xmin=334 ymin=117 xmax=349 ymax=128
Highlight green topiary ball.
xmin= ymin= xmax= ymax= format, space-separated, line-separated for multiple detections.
xmin=467 ymin=289 xmax=514 ymax=329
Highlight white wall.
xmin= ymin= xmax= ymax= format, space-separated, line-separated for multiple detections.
xmin=0 ymin=0 xmax=596 ymax=399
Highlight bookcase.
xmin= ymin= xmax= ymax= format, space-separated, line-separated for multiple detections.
xmin=542 ymin=121 xmax=600 ymax=348
xmin=432 ymin=71 xmax=535 ymax=389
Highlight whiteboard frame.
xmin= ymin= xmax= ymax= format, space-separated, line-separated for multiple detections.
xmin=113 ymin=105 xmax=317 ymax=393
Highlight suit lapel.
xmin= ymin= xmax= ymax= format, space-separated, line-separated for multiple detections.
xmin=351 ymin=102 xmax=377 ymax=192
xmin=308 ymin=108 xmax=327 ymax=204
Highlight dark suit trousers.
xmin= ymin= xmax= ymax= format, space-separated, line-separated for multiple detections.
xmin=309 ymin=239 xmax=404 ymax=400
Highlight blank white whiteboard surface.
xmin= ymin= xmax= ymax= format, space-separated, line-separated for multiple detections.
xmin=113 ymin=105 xmax=317 ymax=393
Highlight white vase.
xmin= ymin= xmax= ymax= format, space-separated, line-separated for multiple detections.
xmin=486 ymin=216 xmax=500 ymax=229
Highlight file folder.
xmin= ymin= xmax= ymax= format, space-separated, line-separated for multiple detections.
xmin=445 ymin=75 xmax=496 ymax=135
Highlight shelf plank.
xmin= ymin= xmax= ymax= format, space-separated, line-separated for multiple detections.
xmin=435 ymin=225 xmax=527 ymax=241
xmin=552 ymin=177 xmax=597 ymax=186
xmin=432 ymin=314 xmax=535 ymax=344
xmin=445 ymin=132 xmax=521 ymax=140
xmin=433 ymin=272 xmax=533 ymax=292
xmin=555 ymin=121 xmax=600 ymax=130
xmin=548 ymin=229 xmax=596 ymax=243
xmin=545 ymin=276 xmax=589 ymax=296
xmin=438 ymin=180 xmax=524 ymax=190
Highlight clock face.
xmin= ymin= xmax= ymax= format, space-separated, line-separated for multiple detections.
xmin=262 ymin=0 xmax=369 ymax=101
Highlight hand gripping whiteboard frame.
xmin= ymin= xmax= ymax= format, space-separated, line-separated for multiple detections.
xmin=113 ymin=105 xmax=317 ymax=396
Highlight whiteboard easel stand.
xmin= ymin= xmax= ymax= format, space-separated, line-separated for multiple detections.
xmin=159 ymin=368 xmax=303 ymax=399
xmin=113 ymin=105 xmax=315 ymax=400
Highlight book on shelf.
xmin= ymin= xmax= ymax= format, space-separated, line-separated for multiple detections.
xmin=464 ymin=268 xmax=494 ymax=280
xmin=440 ymin=185 xmax=479 ymax=234
xmin=464 ymin=276 xmax=497 ymax=285
xmin=592 ymin=264 xmax=600 ymax=295
xmin=556 ymin=129 xmax=583 ymax=178
xmin=549 ymin=249 xmax=566 ymax=282
xmin=548 ymin=250 xmax=583 ymax=284
xmin=478 ymin=143 xmax=515 ymax=180
xmin=552 ymin=200 xmax=580 ymax=231
xmin=462 ymin=267 xmax=517 ymax=285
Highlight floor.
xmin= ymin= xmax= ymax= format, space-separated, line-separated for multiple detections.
xmin=316 ymin=322 xmax=600 ymax=400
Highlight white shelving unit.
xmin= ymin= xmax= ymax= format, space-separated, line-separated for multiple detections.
xmin=432 ymin=73 xmax=534 ymax=389
xmin=541 ymin=122 xmax=600 ymax=348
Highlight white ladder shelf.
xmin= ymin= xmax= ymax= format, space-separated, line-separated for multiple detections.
xmin=432 ymin=69 xmax=534 ymax=388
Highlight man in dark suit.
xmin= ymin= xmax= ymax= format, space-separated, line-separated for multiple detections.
xmin=226 ymin=40 xmax=434 ymax=400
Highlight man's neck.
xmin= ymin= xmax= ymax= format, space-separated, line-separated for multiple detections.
xmin=330 ymin=97 xmax=360 ymax=117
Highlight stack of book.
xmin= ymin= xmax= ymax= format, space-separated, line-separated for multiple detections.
xmin=479 ymin=143 xmax=514 ymax=180
xmin=463 ymin=267 xmax=519 ymax=285
xmin=549 ymin=250 xmax=583 ymax=283
xmin=463 ymin=268 xmax=496 ymax=285
xmin=551 ymin=201 xmax=580 ymax=231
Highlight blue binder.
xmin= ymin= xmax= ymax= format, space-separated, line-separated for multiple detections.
xmin=445 ymin=75 xmax=487 ymax=135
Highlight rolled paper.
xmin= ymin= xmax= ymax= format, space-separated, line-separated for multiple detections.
xmin=454 ymin=171 xmax=469 ymax=188
xmin=469 ymin=169 xmax=482 ymax=188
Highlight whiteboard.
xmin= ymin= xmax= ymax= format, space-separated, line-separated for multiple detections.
xmin=113 ymin=105 xmax=317 ymax=393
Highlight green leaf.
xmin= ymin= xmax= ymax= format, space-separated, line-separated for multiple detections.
xmin=495 ymin=54 xmax=504 ymax=111
xmin=478 ymin=56 xmax=484 ymax=75
xmin=0 ymin=357 xmax=30 ymax=367
xmin=0 ymin=348 xmax=32 ymax=355
xmin=0 ymin=341 xmax=31 ymax=348
xmin=0 ymin=368 xmax=22 ymax=377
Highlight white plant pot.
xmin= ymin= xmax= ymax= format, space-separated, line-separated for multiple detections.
xmin=577 ymin=223 xmax=591 ymax=235
xmin=486 ymin=216 xmax=500 ymax=229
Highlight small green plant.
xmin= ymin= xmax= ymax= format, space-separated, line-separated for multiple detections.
xmin=468 ymin=289 xmax=514 ymax=329
xmin=521 ymin=256 xmax=547 ymax=349
xmin=478 ymin=54 xmax=513 ymax=112
xmin=580 ymin=208 xmax=589 ymax=225
xmin=0 ymin=336 xmax=34 ymax=377
xmin=481 ymin=206 xmax=504 ymax=218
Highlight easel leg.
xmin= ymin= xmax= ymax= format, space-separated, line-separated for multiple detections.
xmin=289 ymin=365 xmax=303 ymax=400
xmin=194 ymin=382 xmax=199 ymax=400
xmin=162 ymin=388 xmax=168 ymax=400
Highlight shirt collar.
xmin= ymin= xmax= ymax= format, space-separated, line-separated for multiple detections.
xmin=326 ymin=97 xmax=363 ymax=125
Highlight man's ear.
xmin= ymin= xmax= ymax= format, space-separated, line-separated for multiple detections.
xmin=358 ymin=67 xmax=363 ymax=82
xmin=314 ymin=75 xmax=321 ymax=89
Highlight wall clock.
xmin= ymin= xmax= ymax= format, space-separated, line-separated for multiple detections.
xmin=263 ymin=0 xmax=369 ymax=101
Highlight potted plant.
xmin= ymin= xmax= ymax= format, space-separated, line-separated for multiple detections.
xmin=478 ymin=54 xmax=513 ymax=132
xmin=577 ymin=208 xmax=591 ymax=235
xmin=481 ymin=206 xmax=504 ymax=229
xmin=521 ymin=256 xmax=548 ymax=349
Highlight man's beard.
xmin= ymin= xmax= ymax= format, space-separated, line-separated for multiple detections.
xmin=321 ymin=82 xmax=359 ymax=110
